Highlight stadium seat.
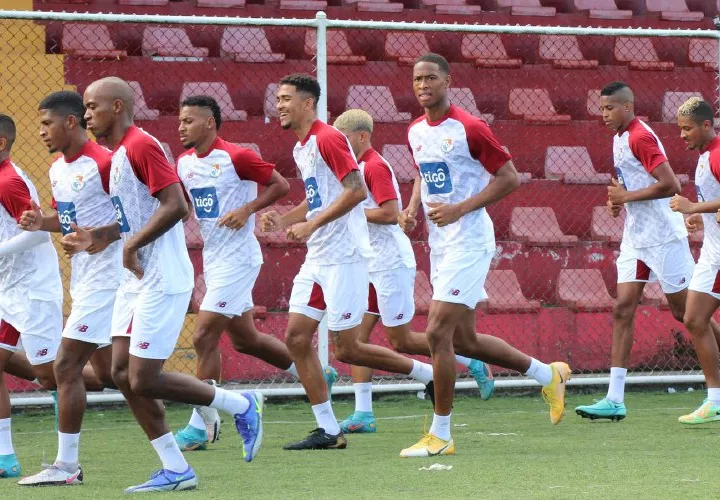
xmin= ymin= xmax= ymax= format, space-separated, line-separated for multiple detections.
xmin=346 ymin=86 xmax=411 ymax=123
xmin=279 ymin=0 xmax=328 ymax=10
xmin=509 ymin=207 xmax=578 ymax=246
xmin=381 ymin=144 xmax=417 ymax=183
xmin=538 ymin=35 xmax=598 ymax=69
xmin=129 ymin=81 xmax=159 ymax=121
xmin=414 ymin=270 xmax=432 ymax=315
xmin=118 ymin=0 xmax=168 ymax=4
xmin=62 ymin=24 xmax=127 ymax=59
xmin=662 ymin=91 xmax=704 ymax=122
xmin=497 ymin=0 xmax=556 ymax=16
xmin=197 ymin=0 xmax=246 ymax=6
xmin=180 ymin=83 xmax=247 ymax=121
xmin=184 ymin=215 xmax=203 ymax=249
xmin=642 ymin=282 xmax=670 ymax=309
xmin=461 ymin=34 xmax=522 ymax=68
xmin=264 ymin=83 xmax=279 ymax=119
xmin=421 ymin=0 xmax=482 ymax=15
xmin=545 ymin=146 xmax=611 ymax=184
xmin=508 ymin=88 xmax=571 ymax=124
xmin=590 ymin=206 xmax=625 ymax=243
xmin=142 ymin=27 xmax=209 ymax=58
xmin=614 ymin=37 xmax=674 ymax=71
xmin=255 ymin=205 xmax=297 ymax=245
xmin=557 ymin=268 xmax=614 ymax=312
xmin=354 ymin=0 xmax=404 ymax=13
xmin=160 ymin=142 xmax=174 ymax=164
xmin=220 ymin=28 xmax=285 ymax=63
xmin=573 ymin=0 xmax=632 ymax=19
xmin=385 ymin=32 xmax=430 ymax=66
xmin=447 ymin=88 xmax=495 ymax=123
xmin=689 ymin=39 xmax=718 ymax=71
xmin=305 ymin=30 xmax=366 ymax=65
xmin=586 ymin=89 xmax=602 ymax=118
xmin=482 ymin=270 xmax=541 ymax=313
xmin=235 ymin=142 xmax=262 ymax=158
xmin=645 ymin=0 xmax=704 ymax=21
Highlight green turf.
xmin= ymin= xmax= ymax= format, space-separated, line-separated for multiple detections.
xmin=1 ymin=390 xmax=718 ymax=499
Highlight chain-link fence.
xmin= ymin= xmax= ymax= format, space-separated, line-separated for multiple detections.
xmin=1 ymin=10 xmax=718 ymax=402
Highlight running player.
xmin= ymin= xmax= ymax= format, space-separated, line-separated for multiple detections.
xmin=57 ymin=77 xmax=262 ymax=493
xmin=399 ymin=53 xmax=570 ymax=458
xmin=575 ymin=82 xmax=698 ymax=421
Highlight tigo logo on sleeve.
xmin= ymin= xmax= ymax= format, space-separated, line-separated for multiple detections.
xmin=304 ymin=177 xmax=322 ymax=210
xmin=419 ymin=162 xmax=453 ymax=195
xmin=55 ymin=201 xmax=77 ymax=235
xmin=111 ymin=196 xmax=131 ymax=233
xmin=190 ymin=187 xmax=219 ymax=219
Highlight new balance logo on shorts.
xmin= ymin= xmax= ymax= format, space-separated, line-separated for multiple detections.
xmin=35 ymin=348 xmax=48 ymax=358
xmin=136 ymin=342 xmax=150 ymax=350
xmin=395 ymin=313 xmax=404 ymax=321
xmin=450 ymin=289 xmax=460 ymax=296
xmin=342 ymin=313 xmax=352 ymax=320
xmin=679 ymin=277 xmax=686 ymax=285
xmin=216 ymin=301 xmax=227 ymax=308
xmin=76 ymin=324 xmax=89 ymax=333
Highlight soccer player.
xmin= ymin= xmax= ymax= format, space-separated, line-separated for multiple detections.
xmin=58 ymin=77 xmax=262 ymax=493
xmin=262 ymin=73 xmax=435 ymax=450
xmin=668 ymin=97 xmax=720 ymax=424
xmin=575 ymin=82 xmax=696 ymax=421
xmin=399 ymin=53 xmax=570 ymax=457
xmin=333 ymin=109 xmax=494 ymax=433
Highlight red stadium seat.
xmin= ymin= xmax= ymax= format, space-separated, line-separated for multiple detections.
xmin=220 ymin=28 xmax=285 ymax=63
xmin=461 ymin=34 xmax=522 ymax=68
xmin=385 ymin=32 xmax=430 ymax=66
xmin=482 ymin=270 xmax=540 ymax=313
xmin=414 ymin=270 xmax=432 ymax=315
xmin=586 ymin=89 xmax=602 ymax=118
xmin=641 ymin=282 xmax=670 ymax=309
xmin=614 ymin=37 xmax=674 ymax=71
xmin=129 ymin=81 xmax=159 ymax=121
xmin=279 ymin=0 xmax=328 ymax=10
xmin=197 ymin=0 xmax=246 ymax=6
xmin=354 ymin=0 xmax=404 ymax=13
xmin=184 ymin=215 xmax=203 ymax=249
xmin=180 ymin=82 xmax=247 ymax=121
xmin=381 ymin=144 xmax=417 ymax=183
xmin=510 ymin=207 xmax=578 ymax=246
xmin=662 ymin=91 xmax=705 ymax=122
xmin=118 ymin=0 xmax=168 ymax=4
xmin=142 ymin=27 xmax=209 ymax=58
xmin=447 ymin=88 xmax=495 ymax=124
xmin=538 ymin=35 xmax=598 ymax=69
xmin=421 ymin=0 xmax=482 ymax=15
xmin=573 ymin=0 xmax=632 ymax=19
xmin=62 ymin=24 xmax=126 ymax=59
xmin=645 ymin=0 xmax=704 ymax=21
xmin=346 ymin=86 xmax=411 ymax=123
xmin=305 ymin=30 xmax=366 ymax=65
xmin=557 ymin=268 xmax=614 ymax=312
xmin=497 ymin=0 xmax=556 ymax=16
xmin=508 ymin=88 xmax=571 ymax=124
xmin=591 ymin=206 xmax=625 ymax=243
xmin=545 ymin=146 xmax=611 ymax=184
xmin=160 ymin=142 xmax=174 ymax=164
xmin=689 ymin=39 xmax=718 ymax=71
xmin=264 ymin=83 xmax=279 ymax=119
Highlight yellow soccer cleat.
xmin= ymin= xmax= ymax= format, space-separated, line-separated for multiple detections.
xmin=400 ymin=433 xmax=455 ymax=458
xmin=542 ymin=361 xmax=571 ymax=425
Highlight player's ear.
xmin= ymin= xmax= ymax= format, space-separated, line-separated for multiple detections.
xmin=66 ymin=114 xmax=78 ymax=130
xmin=445 ymin=73 xmax=451 ymax=89
xmin=0 ymin=137 xmax=7 ymax=152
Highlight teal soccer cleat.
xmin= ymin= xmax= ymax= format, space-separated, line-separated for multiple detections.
xmin=575 ymin=398 xmax=626 ymax=421
xmin=468 ymin=359 xmax=495 ymax=401
xmin=0 ymin=453 xmax=20 ymax=478
xmin=339 ymin=411 xmax=377 ymax=433
xmin=174 ymin=425 xmax=208 ymax=451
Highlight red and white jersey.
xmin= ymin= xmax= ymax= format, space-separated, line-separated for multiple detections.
xmin=109 ymin=126 xmax=193 ymax=294
xmin=177 ymin=137 xmax=275 ymax=285
xmin=0 ymin=159 xmax=62 ymax=301
xmin=49 ymin=141 xmax=122 ymax=302
xmin=358 ymin=148 xmax=415 ymax=273
xmin=613 ymin=118 xmax=686 ymax=249
xmin=293 ymin=120 xmax=373 ymax=265
xmin=408 ymin=105 xmax=511 ymax=255
xmin=695 ymin=136 xmax=720 ymax=265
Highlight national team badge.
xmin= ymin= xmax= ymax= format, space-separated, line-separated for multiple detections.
xmin=440 ymin=138 xmax=453 ymax=153
xmin=699 ymin=162 xmax=706 ymax=173
xmin=71 ymin=175 xmax=85 ymax=192
xmin=210 ymin=163 xmax=222 ymax=178
xmin=112 ymin=165 xmax=121 ymax=186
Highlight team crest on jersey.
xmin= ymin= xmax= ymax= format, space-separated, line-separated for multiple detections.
xmin=440 ymin=138 xmax=453 ymax=153
xmin=210 ymin=164 xmax=222 ymax=178
xmin=71 ymin=175 xmax=85 ymax=192
xmin=699 ymin=162 xmax=706 ymax=173
xmin=112 ymin=165 xmax=121 ymax=186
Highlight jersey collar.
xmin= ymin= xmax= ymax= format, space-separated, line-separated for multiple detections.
xmin=425 ymin=104 xmax=456 ymax=127
xmin=196 ymin=136 xmax=221 ymax=159
xmin=701 ymin=135 xmax=720 ymax=154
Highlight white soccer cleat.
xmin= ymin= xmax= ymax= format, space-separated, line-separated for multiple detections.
xmin=196 ymin=406 xmax=221 ymax=443
xmin=18 ymin=465 xmax=83 ymax=486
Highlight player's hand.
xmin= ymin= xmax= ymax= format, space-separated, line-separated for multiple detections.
xmin=18 ymin=200 xmax=44 ymax=232
xmin=60 ymin=223 xmax=91 ymax=257
xmin=606 ymin=199 xmax=623 ymax=218
xmin=426 ymin=202 xmax=463 ymax=227
xmin=607 ymin=178 xmax=627 ymax=206
xmin=217 ymin=206 xmax=251 ymax=230
xmin=286 ymin=221 xmax=315 ymax=242
xmin=398 ymin=208 xmax=417 ymax=234
xmin=669 ymin=194 xmax=694 ymax=214
xmin=123 ymin=244 xmax=144 ymax=280
xmin=685 ymin=214 xmax=704 ymax=234
xmin=260 ymin=210 xmax=284 ymax=232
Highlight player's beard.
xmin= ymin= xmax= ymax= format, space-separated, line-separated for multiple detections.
xmin=182 ymin=140 xmax=195 ymax=150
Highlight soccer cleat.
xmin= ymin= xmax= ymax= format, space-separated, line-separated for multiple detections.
xmin=542 ymin=361 xmax=571 ymax=425
xmin=339 ymin=411 xmax=377 ymax=433
xmin=283 ymin=428 xmax=347 ymax=450
xmin=400 ymin=434 xmax=455 ymax=458
xmin=174 ymin=425 xmax=208 ymax=451
xmin=575 ymin=398 xmax=626 ymax=422
xmin=195 ymin=406 xmax=221 ymax=444
xmin=235 ymin=391 xmax=264 ymax=462
xmin=124 ymin=466 xmax=197 ymax=494
xmin=678 ymin=400 xmax=720 ymax=425
xmin=17 ymin=465 xmax=83 ymax=486
xmin=0 ymin=453 xmax=20 ymax=478
xmin=424 ymin=380 xmax=435 ymax=406
xmin=468 ymin=359 xmax=495 ymax=401
xmin=324 ymin=366 xmax=338 ymax=401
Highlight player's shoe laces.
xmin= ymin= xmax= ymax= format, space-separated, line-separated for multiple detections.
xmin=124 ymin=466 xmax=197 ymax=494
xmin=174 ymin=425 xmax=208 ymax=451
xmin=678 ymin=399 xmax=720 ymax=425
xmin=542 ymin=361 xmax=571 ymax=425
xmin=339 ymin=411 xmax=376 ymax=433
xmin=18 ymin=464 xmax=83 ymax=486
xmin=0 ymin=453 xmax=20 ymax=478
xmin=196 ymin=379 xmax=221 ymax=443
xmin=575 ymin=397 xmax=626 ymax=421
xmin=234 ymin=391 xmax=264 ymax=462
xmin=323 ymin=366 xmax=338 ymax=401
xmin=283 ymin=428 xmax=347 ymax=450
xmin=400 ymin=434 xmax=455 ymax=458
xmin=468 ymin=359 xmax=495 ymax=401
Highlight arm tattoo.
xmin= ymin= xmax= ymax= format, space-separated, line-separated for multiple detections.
xmin=341 ymin=170 xmax=363 ymax=190
xmin=91 ymin=223 xmax=121 ymax=245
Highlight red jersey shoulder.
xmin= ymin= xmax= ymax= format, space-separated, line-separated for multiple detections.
xmin=0 ymin=163 xmax=33 ymax=221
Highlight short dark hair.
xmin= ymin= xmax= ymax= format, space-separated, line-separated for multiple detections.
xmin=0 ymin=114 xmax=16 ymax=151
xmin=181 ymin=95 xmax=222 ymax=130
xmin=414 ymin=53 xmax=451 ymax=75
xmin=39 ymin=91 xmax=87 ymax=129
xmin=279 ymin=73 xmax=321 ymax=108
xmin=601 ymin=81 xmax=630 ymax=97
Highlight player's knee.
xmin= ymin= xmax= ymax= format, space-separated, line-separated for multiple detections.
xmin=53 ymin=355 xmax=81 ymax=385
xmin=684 ymin=313 xmax=704 ymax=335
xmin=285 ymin=329 xmax=309 ymax=354
xmin=111 ymin=363 xmax=130 ymax=391
xmin=128 ymin=370 xmax=154 ymax=397
xmin=192 ymin=327 xmax=219 ymax=354
xmin=387 ymin=333 xmax=407 ymax=352
xmin=426 ymin=328 xmax=453 ymax=352
xmin=612 ymin=302 xmax=635 ymax=324
xmin=36 ymin=372 xmax=57 ymax=391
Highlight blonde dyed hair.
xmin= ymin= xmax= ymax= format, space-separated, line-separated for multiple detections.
xmin=677 ymin=96 xmax=703 ymax=118
xmin=333 ymin=109 xmax=374 ymax=133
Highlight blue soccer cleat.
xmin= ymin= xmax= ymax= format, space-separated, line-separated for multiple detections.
xmin=339 ymin=411 xmax=377 ymax=433
xmin=174 ymin=425 xmax=208 ymax=451
xmin=468 ymin=359 xmax=495 ymax=401
xmin=324 ymin=366 xmax=338 ymax=401
xmin=575 ymin=397 xmax=626 ymax=422
xmin=124 ymin=467 xmax=197 ymax=493
xmin=235 ymin=391 xmax=264 ymax=462
xmin=0 ymin=453 xmax=20 ymax=479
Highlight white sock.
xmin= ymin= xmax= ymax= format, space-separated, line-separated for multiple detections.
xmin=188 ymin=408 xmax=206 ymax=431
xmin=286 ymin=363 xmax=299 ymax=378
xmin=209 ymin=387 xmax=250 ymax=416
xmin=607 ymin=367 xmax=627 ymax=403
xmin=56 ymin=432 xmax=80 ymax=465
xmin=353 ymin=383 xmax=373 ymax=413
xmin=455 ymin=355 xmax=473 ymax=367
xmin=708 ymin=388 xmax=720 ymax=405
xmin=429 ymin=413 xmax=452 ymax=441
xmin=311 ymin=400 xmax=341 ymax=435
xmin=524 ymin=358 xmax=553 ymax=386
xmin=409 ymin=359 xmax=434 ymax=384
xmin=0 ymin=418 xmax=13 ymax=455
xmin=150 ymin=432 xmax=188 ymax=473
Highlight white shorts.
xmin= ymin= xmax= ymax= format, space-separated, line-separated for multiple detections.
xmin=689 ymin=258 xmax=720 ymax=300
xmin=368 ymin=267 xmax=415 ymax=327
xmin=111 ymin=288 xmax=192 ymax=360
xmin=200 ymin=265 xmax=260 ymax=318
xmin=617 ymin=237 xmax=694 ymax=294
xmin=63 ymin=289 xmax=117 ymax=346
xmin=289 ymin=260 xmax=368 ymax=331
xmin=0 ymin=298 xmax=62 ymax=365
xmin=430 ymin=248 xmax=494 ymax=309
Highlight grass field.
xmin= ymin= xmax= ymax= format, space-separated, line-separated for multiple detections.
xmin=0 ymin=390 xmax=718 ymax=499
